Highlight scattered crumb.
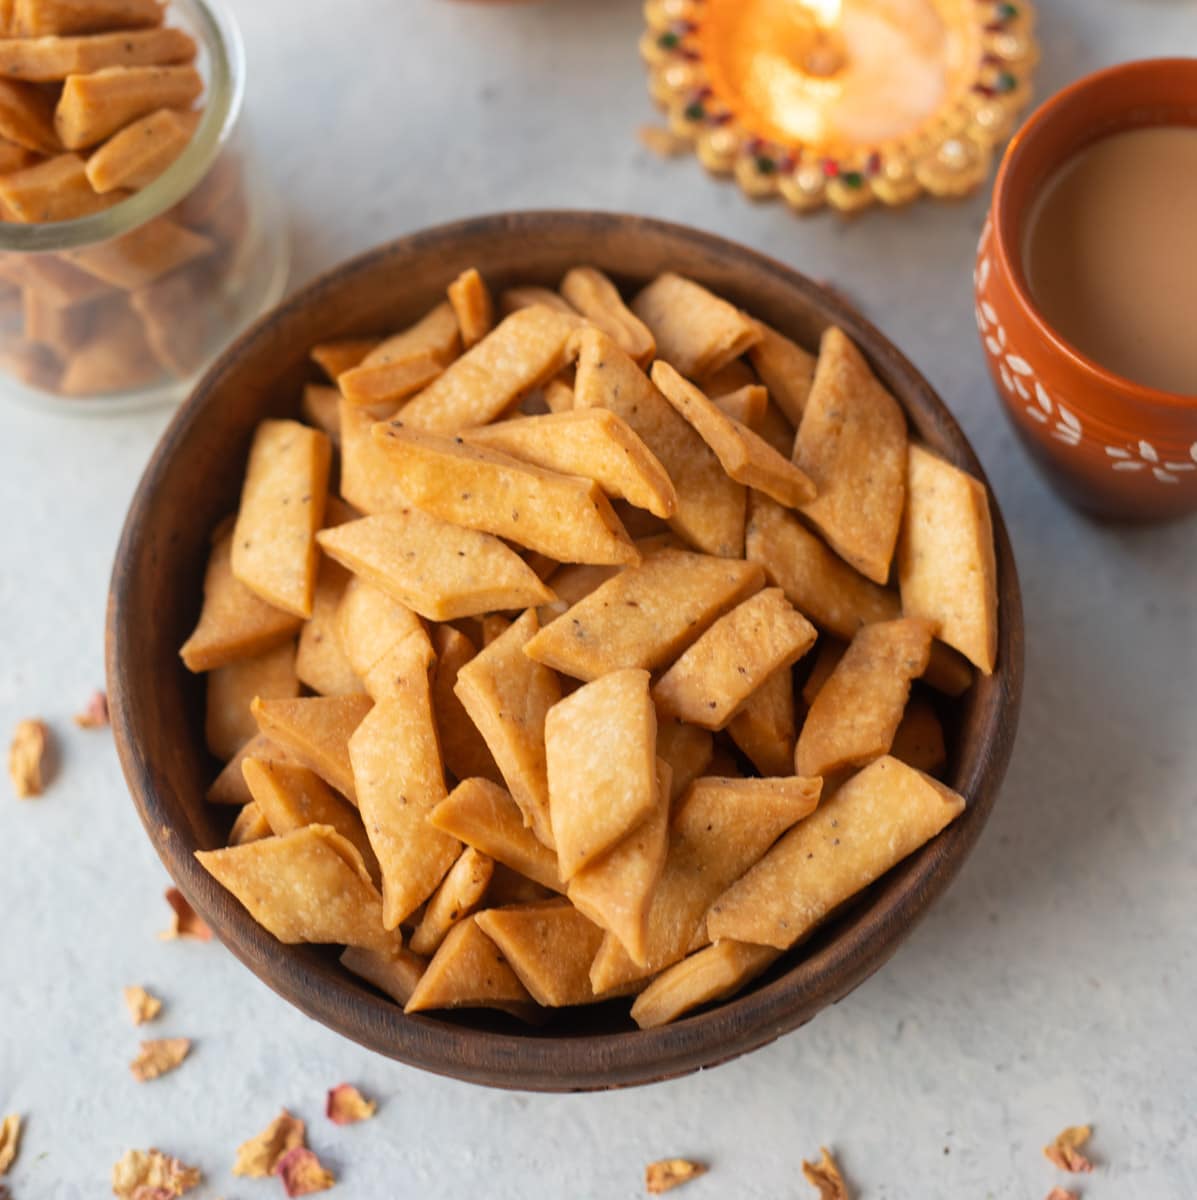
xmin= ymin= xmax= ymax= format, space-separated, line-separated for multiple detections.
xmin=8 ymin=718 xmax=50 ymax=798
xmin=638 ymin=125 xmax=691 ymax=158
xmin=1044 ymin=1126 xmax=1095 ymax=1173
xmin=1046 ymin=1189 xmax=1079 ymax=1200
xmin=0 ymin=1114 xmax=20 ymax=1175
xmin=645 ymin=1157 xmax=708 ymax=1193
xmin=160 ymin=888 xmax=213 ymax=941
xmin=275 ymin=1146 xmax=336 ymax=1196
xmin=233 ymin=1110 xmax=306 ymax=1178
xmin=802 ymin=1147 xmax=850 ymax=1199
xmin=326 ymin=1083 xmax=377 ymax=1125
xmin=130 ymin=1037 xmax=191 ymax=1083
xmin=111 ymin=1148 xmax=201 ymax=1198
xmin=123 ymin=985 xmax=163 ymax=1025
xmin=73 ymin=690 xmax=109 ymax=728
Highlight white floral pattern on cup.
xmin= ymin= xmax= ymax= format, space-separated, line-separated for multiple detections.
xmin=975 ymin=219 xmax=1194 ymax=488
xmin=974 ymin=291 xmax=1082 ymax=447
xmin=1103 ymin=441 xmax=1197 ymax=486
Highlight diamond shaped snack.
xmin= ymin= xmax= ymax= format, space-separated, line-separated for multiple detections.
xmin=545 ymin=668 xmax=658 ymax=880
xmin=566 ymin=759 xmax=670 ymax=965
xmin=196 ymin=824 xmax=399 ymax=955
xmin=409 ymin=845 xmax=494 ymax=957
xmin=181 ymin=533 xmax=303 ymax=673
xmin=295 ymin=559 xmax=364 ymax=697
xmin=404 ymin=914 xmax=535 ymax=1019
xmin=336 ymin=576 xmax=425 ymax=680
xmin=631 ymin=939 xmax=780 ymax=1029
xmin=655 ymin=720 xmax=714 ymax=801
xmin=464 ymin=408 xmax=677 ymax=519
xmin=653 ymin=361 xmax=816 ymax=508
xmin=574 ymin=328 xmax=745 ymax=557
xmin=423 ymin=629 xmax=497 ymax=781
xmin=524 ymin=549 xmax=764 ymax=682
xmin=204 ymin=640 xmax=298 ymax=761
xmin=429 ymin=778 xmax=563 ymax=894
xmin=792 ymin=328 xmax=908 ymax=585
xmin=317 ymin=509 xmax=554 ymax=621
xmin=746 ymin=491 xmax=899 ymax=639
xmin=371 ymin=423 xmax=640 ymax=567
xmin=230 ymin=420 xmax=331 ymax=619
xmin=559 ymin=265 xmax=655 ymax=366
xmin=242 ymin=757 xmax=379 ymax=883
xmin=360 ymin=301 xmax=462 ymax=370
xmin=898 ymin=443 xmax=999 ymax=674
xmin=632 ymin=272 xmax=762 ymax=378
xmin=397 ymin=304 xmax=579 ymax=433
xmin=706 ymin=757 xmax=965 ymax=950
xmin=728 ymin=666 xmax=796 ymax=777
xmin=652 ymin=587 xmax=816 ymax=730
xmin=348 ymin=656 xmax=458 ymax=929
xmin=590 ymin=775 xmax=821 ymax=992
xmin=747 ymin=320 xmax=816 ymax=427
xmin=476 ymin=900 xmax=608 ymax=1007
xmin=338 ymin=400 xmax=409 ymax=515
xmin=795 ymin=617 xmax=935 ymax=778
xmin=446 ymin=267 xmax=494 ymax=349
xmin=251 ymin=693 xmax=373 ymax=802
xmin=453 ymin=609 xmax=560 ymax=846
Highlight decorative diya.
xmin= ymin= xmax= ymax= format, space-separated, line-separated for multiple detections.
xmin=641 ymin=0 xmax=1038 ymax=213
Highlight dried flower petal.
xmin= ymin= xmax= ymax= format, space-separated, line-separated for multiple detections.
xmin=802 ymin=1147 xmax=850 ymax=1199
xmin=233 ymin=1110 xmax=306 ymax=1178
xmin=0 ymin=1114 xmax=20 ymax=1175
xmin=159 ymin=888 xmax=212 ymax=941
xmin=274 ymin=1146 xmax=336 ymax=1196
xmin=1044 ymin=1126 xmax=1095 ymax=1173
xmin=638 ymin=126 xmax=691 ymax=158
xmin=1046 ymin=1189 xmax=1079 ymax=1200
xmin=74 ymin=690 xmax=109 ymax=728
xmin=111 ymin=1148 xmax=201 ymax=1198
xmin=130 ymin=1037 xmax=191 ymax=1082
xmin=645 ymin=1158 xmax=707 ymax=1193
xmin=124 ymin=985 xmax=163 ymax=1025
xmin=326 ymin=1083 xmax=377 ymax=1125
xmin=9 ymin=718 xmax=50 ymax=798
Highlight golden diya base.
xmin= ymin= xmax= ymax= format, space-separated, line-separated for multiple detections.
xmin=642 ymin=0 xmax=1038 ymax=214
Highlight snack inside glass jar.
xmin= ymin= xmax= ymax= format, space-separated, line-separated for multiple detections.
xmin=0 ymin=0 xmax=288 ymax=413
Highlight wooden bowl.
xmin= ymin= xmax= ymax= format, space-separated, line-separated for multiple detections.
xmin=106 ymin=211 xmax=1024 ymax=1092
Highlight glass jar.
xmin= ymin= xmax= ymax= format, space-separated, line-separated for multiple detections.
xmin=0 ymin=0 xmax=288 ymax=414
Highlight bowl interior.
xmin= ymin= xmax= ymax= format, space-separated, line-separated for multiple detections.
xmin=107 ymin=211 xmax=1023 ymax=1091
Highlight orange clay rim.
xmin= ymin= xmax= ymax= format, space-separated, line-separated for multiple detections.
xmin=989 ymin=57 xmax=1197 ymax=409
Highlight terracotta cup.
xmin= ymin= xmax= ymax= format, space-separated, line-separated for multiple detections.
xmin=975 ymin=58 xmax=1197 ymax=520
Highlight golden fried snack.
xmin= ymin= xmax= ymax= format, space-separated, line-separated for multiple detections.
xmin=898 ymin=443 xmax=998 ymax=674
xmin=54 ymin=62 xmax=201 ymax=148
xmin=706 ymin=757 xmax=965 ymax=949
xmin=793 ymin=327 xmax=908 ymax=584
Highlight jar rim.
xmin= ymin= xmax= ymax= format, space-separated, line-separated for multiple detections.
xmin=0 ymin=0 xmax=244 ymax=254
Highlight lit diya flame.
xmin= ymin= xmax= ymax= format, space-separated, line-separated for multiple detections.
xmin=700 ymin=0 xmax=968 ymax=152
xmin=802 ymin=0 xmax=847 ymax=77
xmin=642 ymin=0 xmax=1037 ymax=212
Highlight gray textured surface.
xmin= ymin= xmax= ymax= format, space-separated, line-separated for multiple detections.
xmin=2 ymin=1 xmax=1196 ymax=1196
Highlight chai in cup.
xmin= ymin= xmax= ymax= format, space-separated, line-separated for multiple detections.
xmin=1021 ymin=125 xmax=1197 ymax=397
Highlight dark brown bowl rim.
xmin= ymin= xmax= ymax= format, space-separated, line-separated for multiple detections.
xmin=106 ymin=210 xmax=1024 ymax=1092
